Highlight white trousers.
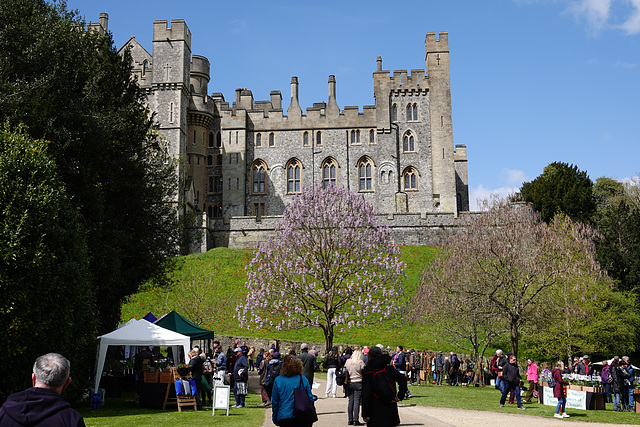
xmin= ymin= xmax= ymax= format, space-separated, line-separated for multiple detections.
xmin=325 ymin=367 xmax=337 ymax=396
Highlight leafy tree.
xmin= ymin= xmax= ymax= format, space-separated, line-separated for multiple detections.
xmin=520 ymin=161 xmax=595 ymax=224
xmin=0 ymin=0 xmax=178 ymax=333
xmin=0 ymin=127 xmax=96 ymax=401
xmin=237 ymin=185 xmax=406 ymax=351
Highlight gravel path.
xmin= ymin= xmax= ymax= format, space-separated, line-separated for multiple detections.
xmin=247 ymin=371 xmax=628 ymax=427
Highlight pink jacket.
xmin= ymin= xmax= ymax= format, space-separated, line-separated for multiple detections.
xmin=526 ymin=362 xmax=538 ymax=382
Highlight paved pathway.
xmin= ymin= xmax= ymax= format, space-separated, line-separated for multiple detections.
xmin=247 ymin=371 xmax=629 ymax=427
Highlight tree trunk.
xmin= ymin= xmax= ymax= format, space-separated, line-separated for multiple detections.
xmin=324 ymin=323 xmax=334 ymax=354
xmin=510 ymin=320 xmax=519 ymax=358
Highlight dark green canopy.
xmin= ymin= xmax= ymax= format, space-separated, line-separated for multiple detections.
xmin=155 ymin=311 xmax=214 ymax=340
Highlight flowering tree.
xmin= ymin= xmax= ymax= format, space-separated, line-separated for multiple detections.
xmin=237 ymin=185 xmax=406 ymax=351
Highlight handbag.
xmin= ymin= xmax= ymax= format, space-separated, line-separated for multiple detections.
xmin=236 ymin=381 xmax=248 ymax=396
xmin=293 ymin=375 xmax=318 ymax=423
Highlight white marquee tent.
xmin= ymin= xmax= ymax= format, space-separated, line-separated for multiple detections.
xmin=93 ymin=319 xmax=190 ymax=393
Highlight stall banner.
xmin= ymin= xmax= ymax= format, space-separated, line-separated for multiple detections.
xmin=542 ymin=386 xmax=587 ymax=410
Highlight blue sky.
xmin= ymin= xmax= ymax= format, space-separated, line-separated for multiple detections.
xmin=68 ymin=0 xmax=639 ymax=209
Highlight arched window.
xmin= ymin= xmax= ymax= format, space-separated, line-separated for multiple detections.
xmin=208 ymin=177 xmax=214 ymax=192
xmin=303 ymin=131 xmax=309 ymax=146
xmin=217 ymin=154 xmax=223 ymax=165
xmin=269 ymin=132 xmax=275 ymax=147
xmin=403 ymin=167 xmax=418 ymax=190
xmin=322 ymin=158 xmax=337 ymax=188
xmin=406 ymin=104 xmax=413 ymax=121
xmin=251 ymin=161 xmax=267 ymax=194
xmin=316 ymin=131 xmax=322 ymax=146
xmin=142 ymin=60 xmax=148 ymax=77
xmin=207 ymin=155 xmax=213 ymax=166
xmin=369 ymin=129 xmax=375 ymax=144
xmin=350 ymin=130 xmax=355 ymax=143
xmin=216 ymin=132 xmax=222 ymax=147
xmin=358 ymin=158 xmax=373 ymax=191
xmin=392 ymin=104 xmax=398 ymax=122
xmin=209 ymin=132 xmax=214 ymax=147
xmin=286 ymin=159 xmax=302 ymax=194
xmin=256 ymin=133 xmax=262 ymax=147
xmin=403 ymin=132 xmax=415 ymax=152
xmin=413 ymin=103 xmax=418 ymax=121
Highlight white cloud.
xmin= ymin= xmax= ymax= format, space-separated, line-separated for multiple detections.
xmin=469 ymin=168 xmax=530 ymax=211
xmin=500 ymin=168 xmax=530 ymax=187
xmin=619 ymin=0 xmax=640 ymax=34
xmin=568 ymin=0 xmax=613 ymax=30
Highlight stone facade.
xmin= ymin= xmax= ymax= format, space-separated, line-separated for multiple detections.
xmin=113 ymin=15 xmax=470 ymax=251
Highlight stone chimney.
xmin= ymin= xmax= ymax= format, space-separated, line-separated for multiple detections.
xmin=287 ymin=76 xmax=302 ymax=117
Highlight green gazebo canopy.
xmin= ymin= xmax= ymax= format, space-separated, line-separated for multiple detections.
xmin=155 ymin=311 xmax=214 ymax=340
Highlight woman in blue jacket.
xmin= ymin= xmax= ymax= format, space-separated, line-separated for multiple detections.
xmin=272 ymin=354 xmax=316 ymax=426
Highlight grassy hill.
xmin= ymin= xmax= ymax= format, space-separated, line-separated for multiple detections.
xmin=121 ymin=246 xmax=446 ymax=350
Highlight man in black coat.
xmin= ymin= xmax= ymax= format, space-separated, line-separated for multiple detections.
xmin=362 ymin=346 xmax=407 ymax=427
xmin=297 ymin=343 xmax=316 ymax=386
xmin=231 ymin=347 xmax=249 ymax=408
xmin=0 ymin=353 xmax=85 ymax=426
xmin=499 ymin=354 xmax=526 ymax=410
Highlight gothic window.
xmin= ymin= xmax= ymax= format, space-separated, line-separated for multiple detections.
xmin=256 ymin=133 xmax=262 ymax=147
xmin=316 ymin=131 xmax=322 ymax=146
xmin=358 ymin=158 xmax=373 ymax=191
xmin=406 ymin=103 xmax=418 ymax=121
xmin=193 ymin=130 xmax=196 ymax=145
xmin=207 ymin=155 xmax=213 ymax=166
xmin=209 ymin=132 xmax=214 ymax=147
xmin=286 ymin=159 xmax=302 ymax=194
xmin=406 ymin=104 xmax=413 ymax=121
xmin=214 ymin=176 xmax=223 ymax=193
xmin=208 ymin=177 xmax=214 ymax=192
xmin=350 ymin=130 xmax=360 ymax=144
xmin=217 ymin=154 xmax=223 ymax=165
xmin=216 ymin=132 xmax=222 ymax=147
xmin=403 ymin=132 xmax=415 ymax=152
xmin=253 ymin=202 xmax=266 ymax=220
xmin=403 ymin=167 xmax=418 ymax=191
xmin=413 ymin=103 xmax=418 ymax=121
xmin=269 ymin=132 xmax=275 ymax=147
xmin=251 ymin=161 xmax=267 ymax=194
xmin=303 ymin=131 xmax=309 ymax=146
xmin=392 ymin=104 xmax=398 ymax=122
xmin=322 ymin=158 xmax=337 ymax=188
xmin=142 ymin=60 xmax=148 ymax=77
xmin=369 ymin=129 xmax=375 ymax=144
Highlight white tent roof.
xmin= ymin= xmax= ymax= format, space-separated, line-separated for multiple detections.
xmin=93 ymin=319 xmax=190 ymax=393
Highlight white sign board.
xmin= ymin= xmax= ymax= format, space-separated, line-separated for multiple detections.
xmin=542 ymin=386 xmax=587 ymax=410
xmin=213 ymin=385 xmax=230 ymax=416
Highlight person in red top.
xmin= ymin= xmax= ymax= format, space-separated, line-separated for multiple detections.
xmin=552 ymin=361 xmax=570 ymax=419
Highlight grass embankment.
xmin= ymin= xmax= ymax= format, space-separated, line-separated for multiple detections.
xmin=120 ymin=246 xmax=442 ymax=350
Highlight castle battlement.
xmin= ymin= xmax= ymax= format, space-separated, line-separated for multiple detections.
xmin=153 ymin=19 xmax=191 ymax=44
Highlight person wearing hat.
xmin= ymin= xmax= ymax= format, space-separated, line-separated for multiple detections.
xmin=576 ymin=355 xmax=593 ymax=376
xmin=230 ymin=347 xmax=249 ymax=408
xmin=297 ymin=343 xmax=316 ymax=386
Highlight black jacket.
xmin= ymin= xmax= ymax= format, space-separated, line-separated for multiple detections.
xmin=0 ymin=387 xmax=85 ymax=427
xmin=361 ymin=354 xmax=408 ymax=427
xmin=502 ymin=361 xmax=521 ymax=386
xmin=297 ymin=350 xmax=316 ymax=384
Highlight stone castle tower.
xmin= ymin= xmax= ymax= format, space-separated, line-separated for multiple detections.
xmin=115 ymin=16 xmax=469 ymax=250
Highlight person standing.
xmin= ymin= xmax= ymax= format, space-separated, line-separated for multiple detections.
xmin=247 ymin=345 xmax=256 ymax=371
xmin=450 ymin=352 xmax=461 ymax=386
xmin=552 ymin=361 xmax=570 ymax=418
xmin=324 ymin=347 xmax=339 ymax=398
xmin=611 ymin=358 xmax=624 ymax=412
xmin=361 ymin=346 xmax=407 ymax=427
xmin=435 ymin=351 xmax=444 ymax=385
xmin=524 ymin=358 xmax=538 ymax=403
xmin=231 ymin=347 xmax=249 ymax=408
xmin=576 ymin=355 xmax=593 ymax=375
xmin=298 ymin=343 xmax=316 ymax=386
xmin=393 ymin=346 xmax=411 ymax=398
xmin=499 ymin=354 xmax=526 ymax=410
xmin=0 ymin=353 xmax=85 ymax=426
xmin=409 ymin=350 xmax=421 ymax=386
xmin=188 ymin=349 xmax=205 ymax=409
xmin=601 ymin=359 xmax=612 ymax=403
xmin=621 ymin=356 xmax=634 ymax=411
xmin=271 ymin=355 xmax=316 ymax=427
xmin=345 ymin=349 xmax=366 ymax=426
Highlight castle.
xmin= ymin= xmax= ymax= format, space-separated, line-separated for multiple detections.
xmin=91 ymin=14 xmax=472 ymax=251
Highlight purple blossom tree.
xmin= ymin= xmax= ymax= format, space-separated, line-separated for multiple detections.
xmin=237 ymin=185 xmax=406 ymax=351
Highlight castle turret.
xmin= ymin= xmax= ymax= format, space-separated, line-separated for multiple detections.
xmin=426 ymin=31 xmax=457 ymax=214
xmin=326 ymin=75 xmax=339 ymax=116
xmin=287 ymin=76 xmax=302 ymax=117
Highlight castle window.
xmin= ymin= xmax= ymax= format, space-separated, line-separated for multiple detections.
xmin=214 ymin=176 xmax=223 ymax=193
xmin=202 ymin=131 xmax=205 ymax=147
xmin=303 ymin=131 xmax=309 ymax=146
xmin=142 ymin=60 xmax=148 ymax=77
xmin=216 ymin=132 xmax=222 ymax=147
xmin=358 ymin=158 xmax=373 ymax=191
xmin=322 ymin=158 xmax=337 ymax=188
xmin=170 ymin=103 xmax=174 ymax=123
xmin=207 ymin=155 xmax=213 ymax=166
xmin=256 ymin=133 xmax=262 ymax=147
xmin=392 ymin=104 xmax=398 ymax=122
xmin=316 ymin=131 xmax=322 ymax=146
xmin=251 ymin=161 xmax=267 ymax=194
xmin=209 ymin=177 xmax=214 ymax=192
xmin=350 ymin=129 xmax=360 ymax=144
xmin=286 ymin=159 xmax=302 ymax=194
xmin=195 ymin=191 xmax=199 ymax=206
xmin=208 ymin=205 xmax=213 ymax=217
xmin=406 ymin=104 xmax=413 ymax=121
xmin=403 ymin=167 xmax=418 ymax=191
xmin=217 ymin=154 xmax=223 ymax=165
xmin=269 ymin=132 xmax=275 ymax=147
xmin=413 ymin=103 xmax=418 ymax=121
xmin=209 ymin=132 xmax=214 ymax=147
xmin=193 ymin=130 xmax=196 ymax=145
xmin=403 ymin=132 xmax=415 ymax=152
xmin=369 ymin=129 xmax=375 ymax=144
xmin=253 ymin=202 xmax=266 ymax=220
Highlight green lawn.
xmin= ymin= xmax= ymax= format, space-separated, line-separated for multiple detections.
xmin=78 ymin=391 xmax=265 ymax=426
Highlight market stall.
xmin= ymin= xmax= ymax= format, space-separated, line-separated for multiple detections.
xmin=94 ymin=319 xmax=190 ymax=394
